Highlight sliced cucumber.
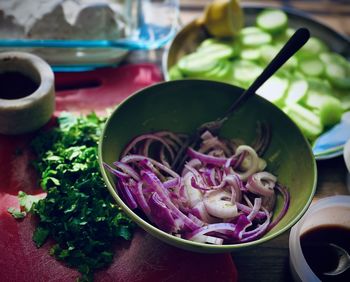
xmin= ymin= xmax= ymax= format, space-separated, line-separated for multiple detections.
xmin=304 ymin=78 xmax=333 ymax=110
xmin=239 ymin=27 xmax=272 ymax=48
xmin=256 ymin=76 xmax=288 ymax=107
xmin=177 ymin=52 xmax=219 ymax=76
xmin=256 ymin=9 xmax=288 ymax=34
xmin=232 ymin=60 xmax=263 ymax=87
xmin=274 ymin=27 xmax=296 ymax=44
xmin=260 ymin=44 xmax=297 ymax=70
xmin=199 ymin=38 xmax=221 ymax=48
xmin=201 ymin=60 xmax=232 ymax=82
xmin=324 ymin=62 xmax=350 ymax=90
xmin=260 ymin=45 xmax=279 ymax=64
xmin=216 ymin=60 xmax=233 ymax=82
xmin=297 ymin=37 xmax=328 ymax=58
xmin=284 ymin=103 xmax=323 ymax=140
xmin=319 ymin=96 xmax=343 ymax=127
xmin=298 ymin=57 xmax=325 ymax=77
xmin=197 ymin=41 xmax=235 ymax=60
xmin=320 ymin=52 xmax=349 ymax=66
xmin=168 ymin=65 xmax=183 ymax=80
xmin=307 ymin=77 xmax=332 ymax=92
xmin=285 ymin=79 xmax=308 ymax=105
xmin=239 ymin=48 xmax=261 ymax=61
xmin=338 ymin=93 xmax=350 ymax=111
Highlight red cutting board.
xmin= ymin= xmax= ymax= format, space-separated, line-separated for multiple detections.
xmin=0 ymin=64 xmax=238 ymax=282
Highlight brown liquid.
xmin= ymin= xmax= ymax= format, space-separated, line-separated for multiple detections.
xmin=300 ymin=224 xmax=350 ymax=282
xmin=0 ymin=72 xmax=38 ymax=99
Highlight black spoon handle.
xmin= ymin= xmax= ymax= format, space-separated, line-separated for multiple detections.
xmin=171 ymin=28 xmax=310 ymax=172
xmin=222 ymin=27 xmax=310 ymax=120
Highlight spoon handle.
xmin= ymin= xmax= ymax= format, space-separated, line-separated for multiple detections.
xmin=171 ymin=28 xmax=310 ymax=172
xmin=222 ymin=27 xmax=310 ymax=120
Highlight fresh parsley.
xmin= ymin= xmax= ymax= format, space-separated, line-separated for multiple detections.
xmin=29 ymin=112 xmax=134 ymax=282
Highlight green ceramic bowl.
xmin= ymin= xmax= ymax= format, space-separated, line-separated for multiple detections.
xmin=98 ymin=79 xmax=317 ymax=253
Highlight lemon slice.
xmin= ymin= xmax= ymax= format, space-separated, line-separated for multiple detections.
xmin=197 ymin=0 xmax=244 ymax=38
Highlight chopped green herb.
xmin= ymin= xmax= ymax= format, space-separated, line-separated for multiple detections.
xmin=30 ymin=112 xmax=134 ymax=282
xmin=33 ymin=226 xmax=50 ymax=247
xmin=18 ymin=191 xmax=43 ymax=212
xmin=7 ymin=207 xmax=26 ymax=219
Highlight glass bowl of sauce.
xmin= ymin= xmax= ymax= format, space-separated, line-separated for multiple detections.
xmin=289 ymin=195 xmax=350 ymax=282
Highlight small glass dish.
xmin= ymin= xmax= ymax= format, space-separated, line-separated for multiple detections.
xmin=289 ymin=195 xmax=350 ymax=282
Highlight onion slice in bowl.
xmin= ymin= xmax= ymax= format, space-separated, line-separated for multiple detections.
xmin=104 ymin=130 xmax=290 ymax=245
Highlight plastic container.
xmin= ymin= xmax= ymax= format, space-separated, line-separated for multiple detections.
xmin=289 ymin=195 xmax=350 ymax=282
xmin=0 ymin=0 xmax=180 ymax=71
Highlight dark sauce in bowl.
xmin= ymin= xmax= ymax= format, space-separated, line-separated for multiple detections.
xmin=0 ymin=72 xmax=38 ymax=100
xmin=300 ymin=224 xmax=350 ymax=282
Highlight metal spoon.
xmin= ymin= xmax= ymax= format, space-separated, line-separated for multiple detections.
xmin=171 ymin=27 xmax=310 ymax=171
xmin=324 ymin=243 xmax=350 ymax=276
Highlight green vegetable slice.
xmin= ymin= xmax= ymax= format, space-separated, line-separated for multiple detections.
xmin=239 ymin=48 xmax=261 ymax=61
xmin=256 ymin=9 xmax=288 ymax=34
xmin=285 ymin=79 xmax=308 ymax=105
xmin=178 ymin=52 xmax=219 ymax=76
xmin=284 ymin=103 xmax=323 ymax=140
xmin=239 ymin=27 xmax=272 ymax=47
xmin=256 ymin=76 xmax=289 ymax=107
xmin=325 ymin=62 xmax=350 ymax=90
xmin=298 ymin=57 xmax=325 ymax=77
xmin=168 ymin=65 xmax=184 ymax=80
xmin=232 ymin=60 xmax=263 ymax=87
xmin=297 ymin=37 xmax=328 ymax=58
xmin=319 ymin=97 xmax=343 ymax=127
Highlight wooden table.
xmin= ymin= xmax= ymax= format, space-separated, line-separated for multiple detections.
xmin=127 ymin=1 xmax=350 ymax=281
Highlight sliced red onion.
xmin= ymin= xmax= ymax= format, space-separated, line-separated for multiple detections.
xmin=191 ymin=234 xmax=224 ymax=245
xmin=246 ymin=171 xmax=277 ymax=197
xmin=185 ymin=222 xmax=237 ymax=240
xmin=231 ymin=214 xmax=252 ymax=240
xmin=133 ymin=181 xmax=151 ymax=216
xmin=233 ymin=145 xmax=259 ymax=181
xmin=190 ymin=201 xmax=220 ymax=224
xmin=121 ymin=133 xmax=175 ymax=159
xmin=188 ymin=214 xmax=205 ymax=227
xmin=163 ymin=177 xmax=180 ymax=189
xmin=121 ymin=155 xmax=180 ymax=178
xmin=108 ymin=129 xmax=290 ymax=245
xmin=203 ymin=190 xmax=238 ymax=219
xmin=181 ymin=158 xmax=202 ymax=176
xmin=236 ymin=202 xmax=266 ymax=220
xmin=183 ymin=172 xmax=204 ymax=208
xmin=103 ymin=163 xmax=130 ymax=179
xmin=224 ymin=174 xmax=243 ymax=202
xmin=117 ymin=179 xmax=138 ymax=210
xmin=112 ymin=161 xmax=140 ymax=181
xmin=187 ymin=147 xmax=238 ymax=166
xmin=141 ymin=170 xmax=200 ymax=231
xmin=148 ymin=192 xmax=178 ymax=233
xmin=240 ymin=210 xmax=270 ymax=243
xmin=267 ymin=183 xmax=290 ymax=231
xmin=247 ymin=198 xmax=262 ymax=221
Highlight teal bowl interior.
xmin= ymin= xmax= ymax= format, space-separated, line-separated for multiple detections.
xmin=99 ymin=79 xmax=317 ymax=253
